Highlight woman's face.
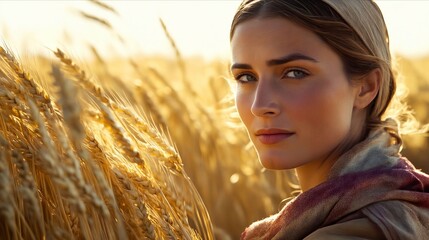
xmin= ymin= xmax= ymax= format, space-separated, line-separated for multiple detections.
xmin=231 ymin=17 xmax=360 ymax=170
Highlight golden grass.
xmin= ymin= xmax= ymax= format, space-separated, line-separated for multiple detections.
xmin=0 ymin=45 xmax=213 ymax=239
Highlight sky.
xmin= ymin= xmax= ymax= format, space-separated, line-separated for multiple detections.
xmin=0 ymin=1 xmax=429 ymax=60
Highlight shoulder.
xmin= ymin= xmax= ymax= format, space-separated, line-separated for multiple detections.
xmin=361 ymin=200 xmax=429 ymax=239
xmin=305 ymin=200 xmax=429 ymax=240
xmin=304 ymin=217 xmax=384 ymax=240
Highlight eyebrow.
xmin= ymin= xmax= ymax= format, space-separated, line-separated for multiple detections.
xmin=231 ymin=53 xmax=318 ymax=70
xmin=267 ymin=53 xmax=318 ymax=66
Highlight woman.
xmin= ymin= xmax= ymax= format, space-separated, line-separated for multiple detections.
xmin=230 ymin=0 xmax=429 ymax=239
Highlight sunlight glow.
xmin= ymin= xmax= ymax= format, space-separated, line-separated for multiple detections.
xmin=0 ymin=1 xmax=428 ymax=59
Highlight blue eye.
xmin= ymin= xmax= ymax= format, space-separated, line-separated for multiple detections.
xmin=235 ymin=74 xmax=257 ymax=83
xmin=284 ymin=69 xmax=308 ymax=79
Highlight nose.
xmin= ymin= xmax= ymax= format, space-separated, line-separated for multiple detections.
xmin=251 ymin=79 xmax=280 ymax=117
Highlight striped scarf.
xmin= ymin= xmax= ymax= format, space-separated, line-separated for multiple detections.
xmin=241 ymin=122 xmax=429 ymax=240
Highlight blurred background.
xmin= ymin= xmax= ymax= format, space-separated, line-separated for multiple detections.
xmin=1 ymin=1 xmax=429 ymax=59
xmin=1 ymin=1 xmax=428 ymax=239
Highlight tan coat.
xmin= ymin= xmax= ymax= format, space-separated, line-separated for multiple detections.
xmin=306 ymin=201 xmax=429 ymax=239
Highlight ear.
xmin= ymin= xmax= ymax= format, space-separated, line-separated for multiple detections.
xmin=354 ymin=68 xmax=381 ymax=109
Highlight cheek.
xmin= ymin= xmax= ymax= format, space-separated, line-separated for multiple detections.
xmin=235 ymin=90 xmax=253 ymax=126
xmin=290 ymin=82 xmax=355 ymax=142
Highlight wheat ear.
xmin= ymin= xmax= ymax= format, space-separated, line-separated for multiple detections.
xmin=54 ymin=48 xmax=183 ymax=173
xmin=0 ymin=135 xmax=17 ymax=237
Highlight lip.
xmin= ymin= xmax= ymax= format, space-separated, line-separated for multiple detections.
xmin=255 ymin=128 xmax=295 ymax=145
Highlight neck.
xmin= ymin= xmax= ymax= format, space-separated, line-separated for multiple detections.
xmin=295 ymin=154 xmax=336 ymax=192
xmin=296 ymin=112 xmax=367 ymax=192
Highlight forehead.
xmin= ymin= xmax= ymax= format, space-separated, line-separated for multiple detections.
xmin=230 ymin=17 xmax=330 ymax=61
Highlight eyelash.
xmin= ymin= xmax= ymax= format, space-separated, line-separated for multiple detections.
xmin=282 ymin=68 xmax=309 ymax=79
xmin=234 ymin=72 xmax=257 ymax=83
xmin=234 ymin=68 xmax=309 ymax=84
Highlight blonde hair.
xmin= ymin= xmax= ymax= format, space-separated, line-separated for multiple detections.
xmin=230 ymin=0 xmax=427 ymax=142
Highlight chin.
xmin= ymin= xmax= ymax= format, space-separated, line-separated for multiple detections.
xmin=258 ymin=154 xmax=297 ymax=170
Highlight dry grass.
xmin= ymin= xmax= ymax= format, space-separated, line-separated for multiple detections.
xmin=0 ymin=45 xmax=212 ymax=239
xmin=1 ymin=2 xmax=428 ymax=239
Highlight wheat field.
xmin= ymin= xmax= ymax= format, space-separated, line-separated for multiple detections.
xmin=1 ymin=2 xmax=428 ymax=240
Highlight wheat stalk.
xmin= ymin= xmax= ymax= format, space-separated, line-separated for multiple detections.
xmin=0 ymin=135 xmax=16 ymax=237
xmin=54 ymin=49 xmax=183 ymax=172
xmin=0 ymin=46 xmax=54 ymax=116
xmin=88 ymin=0 xmax=119 ymax=16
